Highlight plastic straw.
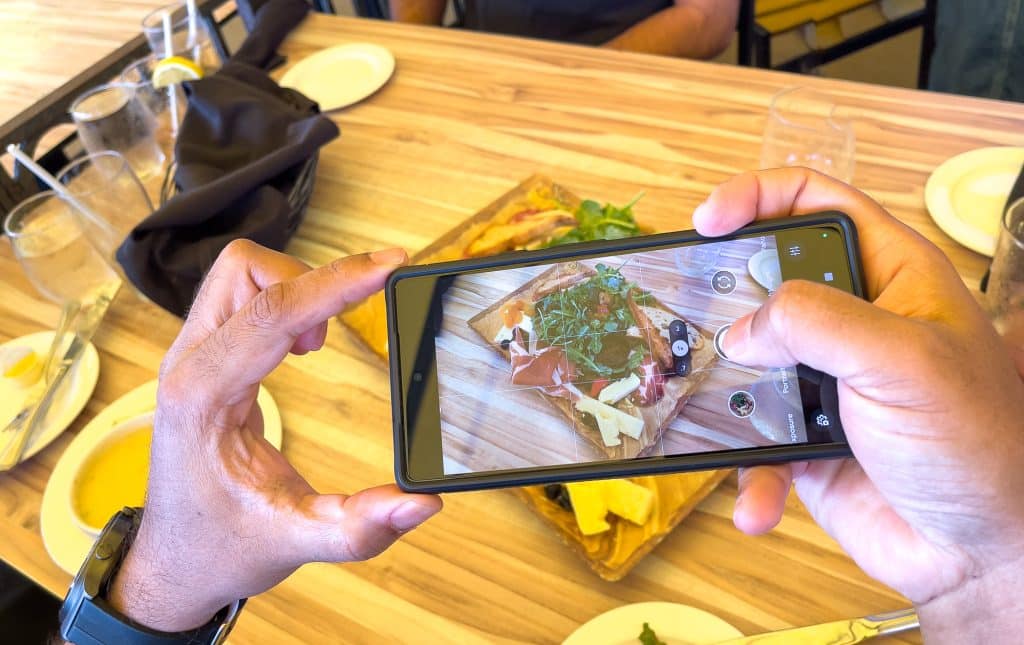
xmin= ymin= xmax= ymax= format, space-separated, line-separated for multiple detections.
xmin=161 ymin=10 xmax=180 ymax=130
xmin=5 ymin=144 xmax=120 ymax=246
xmin=186 ymin=0 xmax=200 ymax=63
xmin=161 ymin=10 xmax=174 ymax=58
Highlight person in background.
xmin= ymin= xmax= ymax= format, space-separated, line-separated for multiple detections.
xmin=388 ymin=0 xmax=740 ymax=60
xmin=928 ymin=0 xmax=1024 ymax=101
xmin=58 ymin=169 xmax=1024 ymax=644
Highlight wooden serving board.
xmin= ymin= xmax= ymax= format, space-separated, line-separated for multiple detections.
xmin=340 ymin=174 xmax=731 ymax=580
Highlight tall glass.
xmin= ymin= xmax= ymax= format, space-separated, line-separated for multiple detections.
xmin=121 ymin=54 xmax=187 ymax=157
xmin=987 ymin=197 xmax=1024 ymax=351
xmin=70 ymin=83 xmax=165 ymax=180
xmin=56 ymin=151 xmax=154 ymax=257
xmin=4 ymin=192 xmax=121 ymax=306
xmin=761 ymin=87 xmax=855 ymax=183
xmin=141 ymin=2 xmax=221 ymax=72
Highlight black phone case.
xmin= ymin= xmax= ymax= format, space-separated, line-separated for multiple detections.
xmin=386 ymin=212 xmax=865 ymax=493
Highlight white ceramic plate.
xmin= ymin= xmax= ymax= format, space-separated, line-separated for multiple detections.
xmin=0 ymin=332 xmax=99 ymax=463
xmin=280 ymin=43 xmax=395 ymax=111
xmin=747 ymin=248 xmax=781 ymax=291
xmin=925 ymin=146 xmax=1024 ymax=257
xmin=41 ymin=379 xmax=281 ymax=575
xmin=563 ymin=602 xmax=743 ymax=645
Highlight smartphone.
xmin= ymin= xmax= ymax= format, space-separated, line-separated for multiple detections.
xmin=386 ymin=212 xmax=864 ymax=492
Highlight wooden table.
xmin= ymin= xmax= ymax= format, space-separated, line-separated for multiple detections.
xmin=0 ymin=0 xmax=185 ymax=125
xmin=3 ymin=11 xmax=1023 ymax=644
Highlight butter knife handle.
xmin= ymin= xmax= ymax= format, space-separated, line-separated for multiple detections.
xmin=864 ymin=608 xmax=920 ymax=635
xmin=0 ymin=362 xmax=72 ymax=470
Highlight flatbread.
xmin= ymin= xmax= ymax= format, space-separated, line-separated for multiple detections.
xmin=469 ymin=262 xmax=717 ymax=459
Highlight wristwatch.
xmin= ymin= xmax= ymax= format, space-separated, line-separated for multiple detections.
xmin=59 ymin=507 xmax=245 ymax=645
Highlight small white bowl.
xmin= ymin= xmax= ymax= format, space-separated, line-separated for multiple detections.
xmin=68 ymin=411 xmax=154 ymax=536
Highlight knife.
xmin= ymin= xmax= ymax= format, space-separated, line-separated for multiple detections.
xmin=0 ymin=283 xmax=120 ymax=471
xmin=716 ymin=608 xmax=919 ymax=644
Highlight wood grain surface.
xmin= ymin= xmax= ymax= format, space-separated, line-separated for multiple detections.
xmin=4 ymin=10 xmax=1024 ymax=644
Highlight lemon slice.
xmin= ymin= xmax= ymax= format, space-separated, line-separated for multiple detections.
xmin=152 ymin=56 xmax=204 ymax=89
xmin=2 ymin=347 xmax=43 ymax=387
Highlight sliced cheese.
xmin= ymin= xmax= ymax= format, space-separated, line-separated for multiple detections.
xmin=603 ymin=479 xmax=654 ymax=525
xmin=598 ymin=374 xmax=641 ymax=405
xmin=575 ymin=395 xmax=644 ymax=446
xmin=566 ymin=482 xmax=611 ymax=535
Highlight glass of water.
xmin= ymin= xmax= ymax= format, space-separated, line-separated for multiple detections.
xmin=141 ymin=2 xmax=221 ymax=72
xmin=70 ymin=83 xmax=165 ymax=180
xmin=56 ymin=151 xmax=155 ymax=258
xmin=987 ymin=197 xmax=1024 ymax=351
xmin=761 ymin=87 xmax=855 ymax=183
xmin=120 ymin=54 xmax=187 ymax=157
xmin=4 ymin=191 xmax=121 ymax=306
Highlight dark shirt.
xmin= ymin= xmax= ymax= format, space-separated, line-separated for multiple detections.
xmin=929 ymin=0 xmax=1024 ymax=101
xmin=463 ymin=0 xmax=673 ymax=45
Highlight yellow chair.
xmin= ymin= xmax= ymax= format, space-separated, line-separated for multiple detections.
xmin=738 ymin=0 xmax=937 ymax=87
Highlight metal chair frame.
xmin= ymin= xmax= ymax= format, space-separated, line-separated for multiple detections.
xmin=738 ymin=0 xmax=938 ymax=88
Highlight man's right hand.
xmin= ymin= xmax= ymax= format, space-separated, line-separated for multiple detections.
xmin=693 ymin=168 xmax=1024 ymax=643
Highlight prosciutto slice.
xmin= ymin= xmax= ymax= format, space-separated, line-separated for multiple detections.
xmin=508 ymin=328 xmax=582 ymax=400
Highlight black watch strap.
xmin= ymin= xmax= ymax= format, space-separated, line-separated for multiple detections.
xmin=64 ymin=598 xmax=245 ymax=645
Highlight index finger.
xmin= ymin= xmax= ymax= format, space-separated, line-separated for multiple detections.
xmin=691 ymin=168 xmax=937 ymax=298
xmin=166 ymin=248 xmax=408 ymax=411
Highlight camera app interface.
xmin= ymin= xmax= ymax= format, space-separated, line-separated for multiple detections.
xmin=433 ymin=236 xmax=819 ymax=475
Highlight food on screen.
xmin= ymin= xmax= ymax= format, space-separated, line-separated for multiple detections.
xmin=469 ymin=261 xmax=717 ymax=459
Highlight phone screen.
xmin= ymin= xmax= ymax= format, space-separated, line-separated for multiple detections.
xmin=393 ymin=222 xmax=856 ymax=485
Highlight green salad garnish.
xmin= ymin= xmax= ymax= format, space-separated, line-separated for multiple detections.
xmin=534 ymin=263 xmax=652 ymax=381
xmin=639 ymin=622 xmax=666 ymax=645
xmin=546 ymin=193 xmax=644 ymax=247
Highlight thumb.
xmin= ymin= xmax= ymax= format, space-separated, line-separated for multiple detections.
xmin=291 ymin=485 xmax=442 ymax=565
xmin=721 ymin=279 xmax=910 ymax=380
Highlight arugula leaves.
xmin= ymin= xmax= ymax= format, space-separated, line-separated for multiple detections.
xmin=546 ymin=193 xmax=644 ymax=247
xmin=534 ymin=264 xmax=650 ymax=381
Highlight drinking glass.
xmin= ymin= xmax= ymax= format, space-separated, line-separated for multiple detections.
xmin=761 ymin=87 xmax=855 ymax=183
xmin=120 ymin=54 xmax=187 ymax=156
xmin=56 ymin=151 xmax=154 ymax=257
xmin=141 ymin=2 xmax=221 ymax=72
xmin=987 ymin=197 xmax=1024 ymax=350
xmin=4 ymin=192 xmax=121 ymax=306
xmin=70 ymin=83 xmax=165 ymax=180
xmin=675 ymin=244 xmax=722 ymax=277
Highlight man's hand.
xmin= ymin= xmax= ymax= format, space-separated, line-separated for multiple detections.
xmin=693 ymin=168 xmax=1024 ymax=642
xmin=108 ymin=241 xmax=442 ymax=632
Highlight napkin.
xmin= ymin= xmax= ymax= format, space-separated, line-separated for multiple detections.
xmin=116 ymin=0 xmax=339 ymax=316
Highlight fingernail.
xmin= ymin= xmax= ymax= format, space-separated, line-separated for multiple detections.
xmin=389 ymin=501 xmax=437 ymax=532
xmin=370 ymin=247 xmax=408 ymax=266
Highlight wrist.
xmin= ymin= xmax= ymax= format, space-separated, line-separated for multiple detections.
xmin=107 ymin=525 xmax=225 ymax=633
xmin=917 ymin=557 xmax=1024 ymax=643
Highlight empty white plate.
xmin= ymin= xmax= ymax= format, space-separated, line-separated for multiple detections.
xmin=747 ymin=248 xmax=781 ymax=292
xmin=925 ymin=147 xmax=1024 ymax=257
xmin=563 ymin=602 xmax=742 ymax=645
xmin=280 ymin=43 xmax=395 ymax=111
